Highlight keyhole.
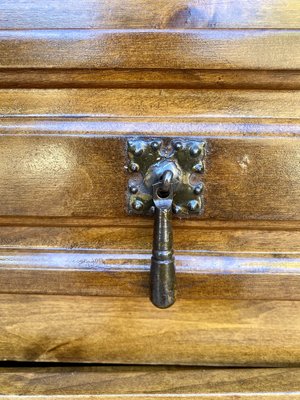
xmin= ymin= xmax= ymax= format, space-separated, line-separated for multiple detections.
xmin=157 ymin=188 xmax=170 ymax=198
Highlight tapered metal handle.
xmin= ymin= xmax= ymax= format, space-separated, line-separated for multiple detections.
xmin=150 ymin=181 xmax=176 ymax=308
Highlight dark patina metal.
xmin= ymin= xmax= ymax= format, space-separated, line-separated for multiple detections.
xmin=150 ymin=181 xmax=175 ymax=308
xmin=126 ymin=137 xmax=206 ymax=308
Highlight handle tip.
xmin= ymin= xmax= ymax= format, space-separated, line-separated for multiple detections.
xmin=150 ymin=294 xmax=176 ymax=309
xmin=150 ymin=260 xmax=176 ymax=309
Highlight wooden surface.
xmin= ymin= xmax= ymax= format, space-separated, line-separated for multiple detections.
xmin=0 ymin=0 xmax=299 ymax=29
xmin=0 ymin=30 xmax=299 ymax=70
xmin=0 ymin=250 xmax=299 ymax=300
xmin=0 ymin=128 xmax=299 ymax=220
xmin=0 ymin=0 xmax=299 ymax=367
xmin=1 ymin=69 xmax=300 ymax=90
xmin=1 ymin=294 xmax=300 ymax=365
xmin=1 ymin=117 xmax=299 ymax=137
xmin=0 ymin=366 xmax=300 ymax=398
xmin=1 ymin=89 xmax=300 ymax=118
xmin=1 ymin=224 xmax=299 ymax=252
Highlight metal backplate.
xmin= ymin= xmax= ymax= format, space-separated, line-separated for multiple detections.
xmin=126 ymin=138 xmax=206 ymax=218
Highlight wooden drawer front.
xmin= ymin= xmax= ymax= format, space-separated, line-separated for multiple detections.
xmin=0 ymin=117 xmax=298 ymax=364
xmin=0 ymin=0 xmax=299 ymax=366
xmin=0 ymin=93 xmax=299 ymax=365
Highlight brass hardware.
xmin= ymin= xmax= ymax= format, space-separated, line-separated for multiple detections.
xmin=126 ymin=138 xmax=205 ymax=308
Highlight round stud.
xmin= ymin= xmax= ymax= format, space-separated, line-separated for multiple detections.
xmin=192 ymin=162 xmax=204 ymax=173
xmin=132 ymin=199 xmax=144 ymax=211
xmin=129 ymin=162 xmax=140 ymax=172
xmin=189 ymin=144 xmax=201 ymax=157
xmin=129 ymin=185 xmax=138 ymax=194
xmin=127 ymin=140 xmax=134 ymax=150
xmin=133 ymin=147 xmax=143 ymax=156
xmin=194 ymin=183 xmax=203 ymax=195
xmin=172 ymin=204 xmax=182 ymax=215
xmin=149 ymin=206 xmax=155 ymax=215
xmin=187 ymin=200 xmax=199 ymax=212
xmin=151 ymin=141 xmax=160 ymax=151
xmin=173 ymin=141 xmax=183 ymax=151
xmin=128 ymin=141 xmax=143 ymax=156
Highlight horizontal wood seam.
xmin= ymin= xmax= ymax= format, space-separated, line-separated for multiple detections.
xmin=0 ymin=219 xmax=299 ymax=231
xmin=0 ymin=68 xmax=299 ymax=90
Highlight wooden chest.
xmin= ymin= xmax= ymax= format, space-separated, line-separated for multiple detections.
xmin=0 ymin=0 xmax=299 ymax=397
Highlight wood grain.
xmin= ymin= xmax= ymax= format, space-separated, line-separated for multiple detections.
xmin=0 ymin=366 xmax=300 ymax=398
xmin=0 ymin=132 xmax=299 ymax=220
xmin=1 ymin=117 xmax=299 ymax=138
xmin=0 ymin=0 xmax=299 ymax=29
xmin=1 ymin=89 xmax=300 ymax=118
xmin=0 ymin=0 xmax=299 ymax=371
xmin=1 ymin=69 xmax=300 ymax=90
xmin=1 ymin=294 xmax=300 ymax=365
xmin=1 ymin=226 xmax=299 ymax=251
xmin=0 ymin=30 xmax=299 ymax=70
xmin=0 ymin=249 xmax=299 ymax=300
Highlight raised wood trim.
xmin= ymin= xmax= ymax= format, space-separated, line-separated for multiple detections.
xmin=1 ymin=0 xmax=300 ymax=29
xmin=0 ymin=249 xmax=299 ymax=300
xmin=0 ymin=366 xmax=300 ymax=398
xmin=0 ymin=30 xmax=299 ymax=70
xmin=1 ymin=117 xmax=299 ymax=137
xmin=2 ymin=395 xmax=299 ymax=400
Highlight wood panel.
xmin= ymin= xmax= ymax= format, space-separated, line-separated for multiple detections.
xmin=1 ymin=69 xmax=300 ymax=90
xmin=0 ymin=30 xmax=299 ymax=70
xmin=1 ymin=89 xmax=300 ymax=118
xmin=1 ymin=226 xmax=299 ymax=252
xmin=0 ymin=249 xmax=299 ymax=300
xmin=1 ymin=294 xmax=300 ymax=365
xmin=0 ymin=0 xmax=299 ymax=371
xmin=0 ymin=0 xmax=299 ymax=29
xmin=0 ymin=366 xmax=300 ymax=398
xmin=0 ymin=132 xmax=299 ymax=220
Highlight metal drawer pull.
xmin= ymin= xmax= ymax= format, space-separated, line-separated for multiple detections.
xmin=151 ymin=178 xmax=175 ymax=308
xmin=127 ymin=138 xmax=205 ymax=308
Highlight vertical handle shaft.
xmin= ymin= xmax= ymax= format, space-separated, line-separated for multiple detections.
xmin=150 ymin=194 xmax=176 ymax=308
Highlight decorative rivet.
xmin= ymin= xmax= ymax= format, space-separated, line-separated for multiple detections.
xmin=151 ymin=141 xmax=160 ymax=151
xmin=194 ymin=183 xmax=203 ymax=195
xmin=128 ymin=141 xmax=143 ymax=156
xmin=133 ymin=147 xmax=143 ymax=156
xmin=129 ymin=185 xmax=138 ymax=194
xmin=132 ymin=199 xmax=144 ymax=211
xmin=189 ymin=144 xmax=201 ymax=157
xmin=133 ymin=146 xmax=143 ymax=156
xmin=150 ymin=206 xmax=155 ymax=214
xmin=173 ymin=141 xmax=183 ymax=151
xmin=129 ymin=162 xmax=140 ymax=172
xmin=192 ymin=162 xmax=204 ymax=173
xmin=172 ymin=204 xmax=182 ymax=215
xmin=187 ymin=200 xmax=199 ymax=212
